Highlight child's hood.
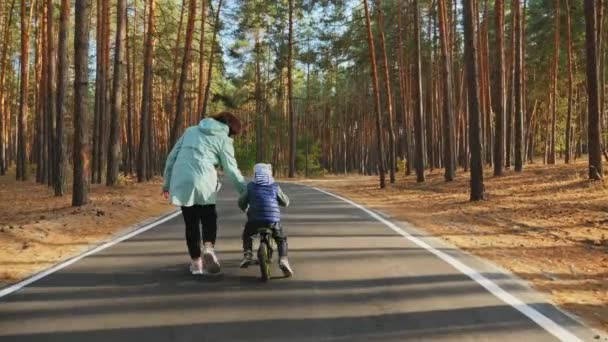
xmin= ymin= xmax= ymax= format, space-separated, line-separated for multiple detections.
xmin=253 ymin=163 xmax=275 ymax=186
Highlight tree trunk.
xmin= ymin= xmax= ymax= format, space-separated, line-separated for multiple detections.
xmin=45 ymin=0 xmax=55 ymax=186
xmin=0 ymin=0 xmax=16 ymax=175
xmin=170 ymin=0 xmax=186 ymax=119
xmin=138 ymin=0 xmax=156 ymax=182
xmin=597 ymin=0 xmax=604 ymax=132
xmin=362 ymin=0 xmax=386 ymax=189
xmin=585 ymin=0 xmax=604 ymax=180
xmin=493 ymin=0 xmax=506 ymax=176
xmin=72 ymin=0 xmax=91 ymax=206
xmin=288 ymin=0 xmax=296 ymax=178
xmin=17 ymin=0 xmax=31 ymax=181
xmin=463 ymin=0 xmax=485 ymax=201
xmin=396 ymin=0 xmax=411 ymax=176
xmin=107 ymin=0 xmax=127 ymax=185
xmin=34 ymin=3 xmax=42 ymax=182
xmin=506 ymin=0 xmax=516 ymax=169
xmin=200 ymin=0 xmax=223 ymax=118
xmin=376 ymin=0 xmax=396 ymax=183
xmin=548 ymin=0 xmax=560 ymax=164
xmin=125 ymin=7 xmax=134 ymax=175
xmin=254 ymin=34 xmax=264 ymax=162
xmin=413 ymin=0 xmax=425 ymax=183
xmin=55 ymin=0 xmax=69 ymax=195
xmin=514 ymin=0 xmax=524 ymax=172
xmin=438 ymin=0 xmax=455 ymax=181
xmin=93 ymin=0 xmax=109 ymax=184
xmin=197 ymin=0 xmax=207 ymax=115
xmin=481 ymin=0 xmax=493 ymax=166
xmin=92 ymin=0 xmax=101 ymax=183
xmin=565 ymin=0 xmax=574 ymax=164
xmin=169 ymin=0 xmax=196 ymax=148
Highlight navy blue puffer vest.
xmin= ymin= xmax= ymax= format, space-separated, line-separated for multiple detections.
xmin=247 ymin=182 xmax=281 ymax=223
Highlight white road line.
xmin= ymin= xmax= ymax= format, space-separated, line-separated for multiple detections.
xmin=313 ymin=187 xmax=582 ymax=342
xmin=0 ymin=210 xmax=181 ymax=299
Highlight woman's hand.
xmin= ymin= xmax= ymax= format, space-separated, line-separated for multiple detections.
xmin=162 ymin=191 xmax=169 ymax=200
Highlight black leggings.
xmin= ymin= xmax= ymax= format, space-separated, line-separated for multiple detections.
xmin=181 ymin=205 xmax=217 ymax=259
xmin=242 ymin=221 xmax=288 ymax=258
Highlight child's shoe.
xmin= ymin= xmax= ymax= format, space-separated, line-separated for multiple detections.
xmin=240 ymin=250 xmax=254 ymax=268
xmin=189 ymin=258 xmax=203 ymax=275
xmin=279 ymin=257 xmax=294 ymax=277
xmin=202 ymin=244 xmax=221 ymax=274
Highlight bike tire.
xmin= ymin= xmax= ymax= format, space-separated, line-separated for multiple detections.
xmin=258 ymin=241 xmax=271 ymax=282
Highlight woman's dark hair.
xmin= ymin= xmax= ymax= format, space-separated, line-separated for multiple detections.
xmin=212 ymin=111 xmax=242 ymax=136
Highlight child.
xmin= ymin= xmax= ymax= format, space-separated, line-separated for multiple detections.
xmin=238 ymin=163 xmax=293 ymax=277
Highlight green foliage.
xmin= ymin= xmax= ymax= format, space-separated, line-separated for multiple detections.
xmin=296 ymin=135 xmax=325 ymax=176
xmin=235 ymin=138 xmax=257 ymax=176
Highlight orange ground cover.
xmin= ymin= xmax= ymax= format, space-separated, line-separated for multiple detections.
xmin=0 ymin=170 xmax=174 ymax=286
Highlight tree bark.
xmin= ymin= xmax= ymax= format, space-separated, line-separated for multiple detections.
xmin=45 ymin=0 xmax=55 ymax=186
xmin=17 ymin=0 xmax=32 ymax=181
xmin=362 ymin=0 xmax=386 ymax=188
xmin=125 ymin=6 xmax=134 ymax=175
xmin=93 ymin=0 xmax=109 ymax=184
xmin=107 ymin=0 xmax=127 ymax=185
xmin=197 ymin=0 xmax=207 ymax=116
xmin=200 ymin=0 xmax=223 ymax=118
xmin=169 ymin=0 xmax=197 ymax=148
xmin=55 ymin=0 xmax=69 ymax=195
xmin=506 ymin=0 xmax=516 ymax=169
xmin=439 ymin=0 xmax=455 ymax=181
xmin=585 ymin=0 xmax=604 ymax=180
xmin=513 ymin=0 xmax=524 ymax=172
xmin=376 ymin=0 xmax=396 ymax=183
xmin=72 ymin=0 xmax=91 ymax=206
xmin=288 ymin=0 xmax=296 ymax=178
xmin=170 ymin=0 xmax=186 ymax=119
xmin=463 ymin=0 xmax=485 ymax=201
xmin=138 ymin=0 xmax=156 ymax=182
xmin=597 ymin=0 xmax=604 ymax=132
xmin=0 ymin=0 xmax=16 ymax=175
xmin=565 ymin=0 xmax=574 ymax=164
xmin=493 ymin=0 xmax=506 ymax=176
xmin=254 ymin=34 xmax=264 ymax=162
xmin=413 ymin=0 xmax=425 ymax=183
xmin=548 ymin=0 xmax=560 ymax=164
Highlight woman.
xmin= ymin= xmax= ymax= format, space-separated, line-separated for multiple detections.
xmin=162 ymin=112 xmax=247 ymax=275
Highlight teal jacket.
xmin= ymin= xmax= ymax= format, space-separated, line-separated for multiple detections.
xmin=163 ymin=118 xmax=247 ymax=207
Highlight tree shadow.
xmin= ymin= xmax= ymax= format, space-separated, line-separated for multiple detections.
xmin=0 ymin=303 xmax=581 ymax=342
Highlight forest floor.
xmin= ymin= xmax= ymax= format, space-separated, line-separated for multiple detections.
xmin=0 ymin=169 xmax=174 ymax=287
xmin=299 ymin=159 xmax=608 ymax=333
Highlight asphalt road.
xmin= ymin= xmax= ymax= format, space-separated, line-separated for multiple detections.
xmin=0 ymin=184 xmax=594 ymax=341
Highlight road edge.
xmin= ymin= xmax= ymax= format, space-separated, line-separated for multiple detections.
xmin=0 ymin=209 xmax=181 ymax=299
xmin=311 ymin=186 xmax=594 ymax=342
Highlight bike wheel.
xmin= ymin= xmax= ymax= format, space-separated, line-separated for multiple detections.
xmin=258 ymin=241 xmax=271 ymax=282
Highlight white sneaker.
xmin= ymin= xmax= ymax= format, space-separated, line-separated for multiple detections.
xmin=279 ymin=258 xmax=294 ymax=277
xmin=202 ymin=245 xmax=221 ymax=274
xmin=189 ymin=258 xmax=203 ymax=275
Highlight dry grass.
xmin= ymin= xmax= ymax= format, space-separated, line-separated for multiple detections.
xmin=0 ymin=169 xmax=174 ymax=286
xmin=303 ymin=159 xmax=608 ymax=333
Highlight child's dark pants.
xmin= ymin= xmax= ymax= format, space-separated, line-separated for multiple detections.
xmin=181 ymin=205 xmax=217 ymax=259
xmin=242 ymin=221 xmax=288 ymax=257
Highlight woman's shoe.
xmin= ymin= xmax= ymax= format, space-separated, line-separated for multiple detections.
xmin=189 ymin=258 xmax=203 ymax=275
xmin=202 ymin=245 xmax=221 ymax=274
